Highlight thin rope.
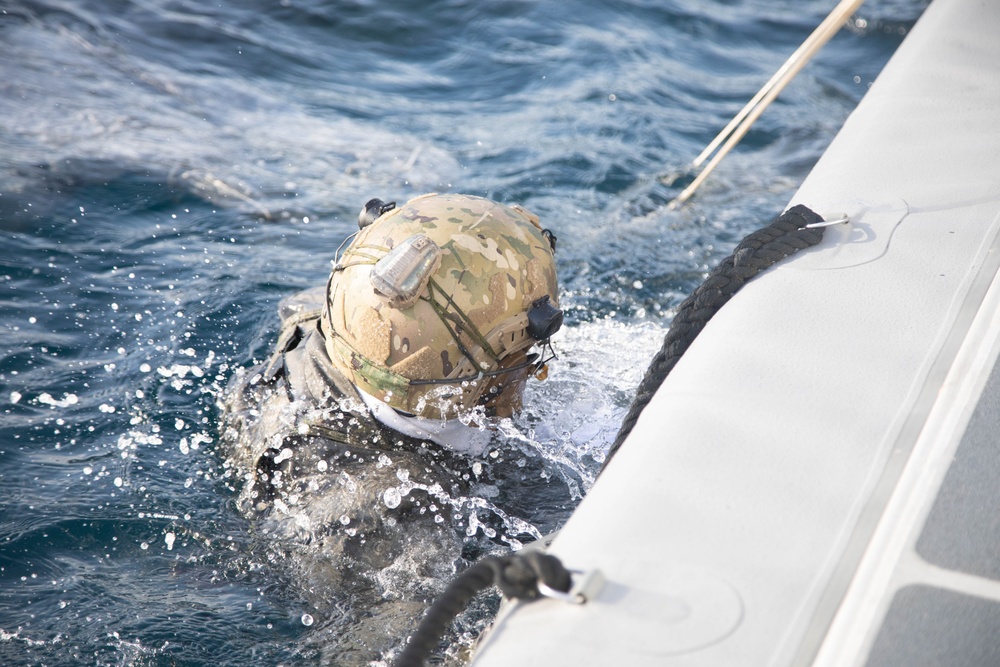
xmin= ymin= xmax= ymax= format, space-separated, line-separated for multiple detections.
xmin=425 ymin=278 xmax=501 ymax=364
xmin=672 ymin=0 xmax=866 ymax=208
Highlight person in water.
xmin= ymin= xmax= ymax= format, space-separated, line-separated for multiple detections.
xmin=219 ymin=192 xmax=562 ymax=660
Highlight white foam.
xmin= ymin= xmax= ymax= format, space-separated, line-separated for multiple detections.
xmin=506 ymin=318 xmax=665 ymax=487
xmin=37 ymin=392 xmax=79 ymax=408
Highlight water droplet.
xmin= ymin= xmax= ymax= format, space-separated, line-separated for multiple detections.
xmin=165 ymin=532 xmax=176 ymax=551
xmin=140 ymin=542 xmax=149 ymax=550
xmin=301 ymin=613 xmax=314 ymax=627
xmin=383 ymin=488 xmax=402 ymax=509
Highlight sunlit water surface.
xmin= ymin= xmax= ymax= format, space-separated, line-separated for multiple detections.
xmin=1 ymin=0 xmax=927 ymax=664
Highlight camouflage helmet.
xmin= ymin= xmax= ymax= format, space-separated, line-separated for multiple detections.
xmin=322 ymin=193 xmax=561 ymax=422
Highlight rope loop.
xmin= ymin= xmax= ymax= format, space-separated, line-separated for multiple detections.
xmin=494 ymin=551 xmax=572 ymax=600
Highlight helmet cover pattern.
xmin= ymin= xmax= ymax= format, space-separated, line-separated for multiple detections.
xmin=323 ymin=193 xmax=560 ymax=421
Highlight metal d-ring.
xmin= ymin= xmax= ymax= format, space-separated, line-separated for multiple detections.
xmin=805 ymin=213 xmax=851 ymax=229
xmin=537 ymin=568 xmax=606 ymax=605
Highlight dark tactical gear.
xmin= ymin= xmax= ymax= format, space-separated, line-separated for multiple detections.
xmin=220 ymin=287 xmax=505 ymax=662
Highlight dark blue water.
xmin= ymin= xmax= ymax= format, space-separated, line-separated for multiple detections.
xmin=1 ymin=0 xmax=927 ymax=664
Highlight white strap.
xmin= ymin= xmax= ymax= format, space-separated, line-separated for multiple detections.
xmin=357 ymin=387 xmax=492 ymax=456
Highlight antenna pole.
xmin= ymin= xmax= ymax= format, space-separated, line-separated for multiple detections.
xmin=672 ymin=0 xmax=866 ymax=208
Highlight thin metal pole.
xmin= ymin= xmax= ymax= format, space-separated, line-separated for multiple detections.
xmin=672 ymin=0 xmax=866 ymax=208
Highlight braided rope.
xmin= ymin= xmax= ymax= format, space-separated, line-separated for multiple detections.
xmin=603 ymin=204 xmax=826 ymax=468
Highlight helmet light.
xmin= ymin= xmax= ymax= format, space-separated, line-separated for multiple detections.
xmin=370 ymin=234 xmax=442 ymax=309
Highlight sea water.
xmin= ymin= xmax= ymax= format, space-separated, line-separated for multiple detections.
xmin=0 ymin=0 xmax=927 ymax=664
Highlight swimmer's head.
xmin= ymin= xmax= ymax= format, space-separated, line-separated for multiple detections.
xmin=323 ymin=193 xmax=561 ymax=425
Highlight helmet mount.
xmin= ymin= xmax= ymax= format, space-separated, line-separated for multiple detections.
xmin=358 ymin=198 xmax=397 ymax=229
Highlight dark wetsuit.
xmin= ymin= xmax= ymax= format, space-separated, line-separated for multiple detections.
xmin=219 ymin=287 xmax=503 ymax=663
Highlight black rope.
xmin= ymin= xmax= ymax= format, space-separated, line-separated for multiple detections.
xmin=603 ymin=204 xmax=826 ymax=468
xmin=393 ymin=551 xmax=572 ymax=667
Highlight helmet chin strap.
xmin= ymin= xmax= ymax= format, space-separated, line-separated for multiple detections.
xmin=356 ymin=387 xmax=492 ymax=456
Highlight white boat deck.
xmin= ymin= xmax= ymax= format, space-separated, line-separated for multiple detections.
xmin=472 ymin=0 xmax=1000 ymax=664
